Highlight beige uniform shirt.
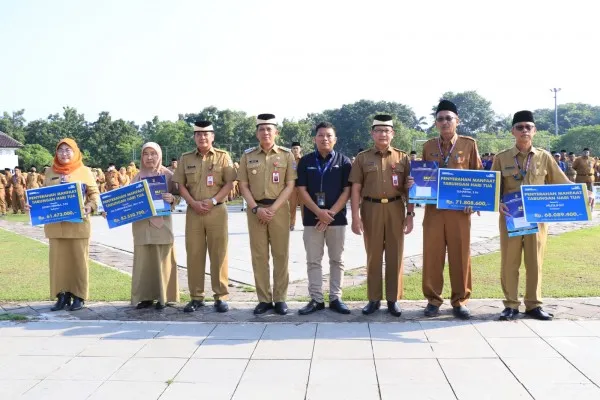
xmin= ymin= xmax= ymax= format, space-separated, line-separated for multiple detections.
xmin=422 ymin=134 xmax=482 ymax=170
xmin=237 ymin=144 xmax=297 ymax=200
xmin=26 ymin=172 xmax=40 ymax=189
xmin=172 ymin=147 xmax=236 ymax=200
xmin=491 ymin=146 xmax=571 ymax=196
xmin=572 ymin=156 xmax=595 ymax=181
xmin=348 ymin=146 xmax=410 ymax=199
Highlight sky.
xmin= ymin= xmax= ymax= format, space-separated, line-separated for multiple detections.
xmin=1 ymin=0 xmax=598 ymax=125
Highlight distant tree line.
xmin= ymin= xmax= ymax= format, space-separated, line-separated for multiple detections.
xmin=2 ymin=90 xmax=600 ymax=170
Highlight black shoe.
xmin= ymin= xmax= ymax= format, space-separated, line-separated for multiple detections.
xmin=183 ymin=300 xmax=205 ymax=313
xmin=329 ymin=299 xmax=351 ymax=315
xmin=298 ymin=299 xmax=325 ymax=315
xmin=50 ymin=292 xmax=71 ymax=311
xmin=274 ymin=302 xmax=288 ymax=315
xmin=136 ymin=300 xmax=154 ymax=309
xmin=362 ymin=301 xmax=381 ymax=315
xmin=69 ymin=296 xmax=84 ymax=311
xmin=155 ymin=302 xmax=165 ymax=310
xmin=387 ymin=301 xmax=402 ymax=317
xmin=453 ymin=305 xmax=471 ymax=320
xmin=424 ymin=303 xmax=440 ymax=317
xmin=499 ymin=307 xmax=519 ymax=321
xmin=254 ymin=302 xmax=274 ymax=315
xmin=525 ymin=307 xmax=553 ymax=321
xmin=214 ymin=300 xmax=229 ymax=313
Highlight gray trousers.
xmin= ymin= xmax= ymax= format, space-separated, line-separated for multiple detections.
xmin=303 ymin=225 xmax=346 ymax=302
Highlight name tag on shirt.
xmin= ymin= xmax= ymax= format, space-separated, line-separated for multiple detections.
xmin=272 ymin=171 xmax=280 ymax=183
xmin=207 ymin=175 xmax=214 ymax=186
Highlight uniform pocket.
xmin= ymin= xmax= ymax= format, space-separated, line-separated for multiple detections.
xmin=185 ymin=172 xmax=198 ymax=183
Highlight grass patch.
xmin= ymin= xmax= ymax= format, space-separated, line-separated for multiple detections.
xmin=240 ymin=285 xmax=256 ymax=293
xmin=1 ymin=213 xmax=30 ymax=223
xmin=0 ymin=229 xmax=132 ymax=301
xmin=342 ymin=226 xmax=600 ymax=301
xmin=0 ymin=313 xmax=28 ymax=321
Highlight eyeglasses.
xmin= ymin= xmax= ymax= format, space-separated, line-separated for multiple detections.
xmin=56 ymin=149 xmax=73 ymax=155
xmin=436 ymin=116 xmax=456 ymax=123
xmin=514 ymin=124 xmax=535 ymax=132
xmin=373 ymin=129 xmax=393 ymax=135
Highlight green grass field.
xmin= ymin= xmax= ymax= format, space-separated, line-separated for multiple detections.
xmin=1 ymin=213 xmax=30 ymax=223
xmin=0 ymin=229 xmax=132 ymax=301
xmin=343 ymin=226 xmax=600 ymax=301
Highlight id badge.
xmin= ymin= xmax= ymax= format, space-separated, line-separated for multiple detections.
xmin=316 ymin=192 xmax=326 ymax=207
xmin=272 ymin=171 xmax=280 ymax=183
xmin=392 ymin=173 xmax=399 ymax=187
xmin=207 ymin=175 xmax=214 ymax=187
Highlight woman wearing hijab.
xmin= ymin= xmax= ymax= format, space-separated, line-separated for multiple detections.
xmin=130 ymin=142 xmax=180 ymax=309
xmin=118 ymin=166 xmax=130 ymax=186
xmin=43 ymin=139 xmax=99 ymax=311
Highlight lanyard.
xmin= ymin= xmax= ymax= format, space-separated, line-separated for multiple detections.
xmin=315 ymin=151 xmax=335 ymax=191
xmin=513 ymin=153 xmax=533 ymax=180
xmin=437 ymin=137 xmax=457 ymax=167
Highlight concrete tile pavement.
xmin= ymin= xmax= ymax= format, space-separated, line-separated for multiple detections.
xmin=2 ymin=319 xmax=600 ymax=399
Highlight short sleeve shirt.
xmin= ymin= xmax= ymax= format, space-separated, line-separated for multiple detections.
xmin=348 ymin=146 xmax=410 ymax=199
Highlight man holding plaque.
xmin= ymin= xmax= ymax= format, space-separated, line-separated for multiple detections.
xmin=492 ymin=111 xmax=582 ymax=320
xmin=173 ymin=120 xmax=236 ymax=313
xmin=573 ymin=148 xmax=596 ymax=191
xmin=238 ymin=114 xmax=297 ymax=315
xmin=349 ymin=114 xmax=414 ymax=317
xmin=421 ymin=100 xmax=482 ymax=320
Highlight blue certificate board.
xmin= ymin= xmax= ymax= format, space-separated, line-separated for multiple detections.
xmin=437 ymin=169 xmax=500 ymax=212
xmin=502 ymin=192 xmax=539 ymax=237
xmin=521 ymin=183 xmax=591 ymax=223
xmin=144 ymin=176 xmax=170 ymax=216
xmin=409 ymin=161 xmax=438 ymax=204
xmin=26 ymin=182 xmax=85 ymax=226
xmin=100 ymin=181 xmax=157 ymax=229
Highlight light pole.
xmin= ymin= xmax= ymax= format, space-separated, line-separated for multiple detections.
xmin=550 ymin=88 xmax=561 ymax=135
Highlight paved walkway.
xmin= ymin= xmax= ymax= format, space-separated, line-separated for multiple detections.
xmin=2 ymin=318 xmax=600 ymax=399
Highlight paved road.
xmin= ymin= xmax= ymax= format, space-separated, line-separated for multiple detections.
xmin=1 ymin=319 xmax=600 ymax=399
xmin=90 ymin=206 xmax=502 ymax=285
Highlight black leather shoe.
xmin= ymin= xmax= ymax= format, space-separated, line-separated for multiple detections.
xmin=155 ymin=302 xmax=165 ymax=310
xmin=136 ymin=300 xmax=154 ymax=309
xmin=214 ymin=300 xmax=229 ymax=313
xmin=424 ymin=303 xmax=440 ymax=317
xmin=69 ymin=296 xmax=84 ymax=311
xmin=274 ymin=302 xmax=288 ymax=315
xmin=329 ymin=299 xmax=351 ymax=315
xmin=254 ymin=302 xmax=274 ymax=315
xmin=525 ymin=307 xmax=553 ymax=321
xmin=453 ymin=305 xmax=471 ymax=320
xmin=50 ymin=292 xmax=71 ymax=311
xmin=183 ymin=300 xmax=205 ymax=313
xmin=362 ymin=301 xmax=381 ymax=315
xmin=298 ymin=300 xmax=325 ymax=315
xmin=387 ymin=301 xmax=402 ymax=317
xmin=499 ymin=307 xmax=519 ymax=321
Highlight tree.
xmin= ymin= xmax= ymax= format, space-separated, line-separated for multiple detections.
xmin=556 ymin=125 xmax=600 ymax=155
xmin=533 ymin=103 xmax=600 ymax=134
xmin=17 ymin=144 xmax=54 ymax=169
xmin=86 ymin=112 xmax=142 ymax=167
xmin=432 ymin=91 xmax=496 ymax=136
xmin=0 ymin=110 xmax=26 ymax=143
xmin=279 ymin=119 xmax=313 ymax=153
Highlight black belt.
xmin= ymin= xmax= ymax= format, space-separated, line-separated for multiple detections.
xmin=256 ymin=199 xmax=276 ymax=205
xmin=363 ymin=196 xmax=402 ymax=204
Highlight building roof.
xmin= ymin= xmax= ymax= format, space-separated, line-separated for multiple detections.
xmin=0 ymin=131 xmax=24 ymax=148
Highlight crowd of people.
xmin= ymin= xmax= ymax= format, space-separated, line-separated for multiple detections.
xmin=5 ymin=100 xmax=596 ymax=322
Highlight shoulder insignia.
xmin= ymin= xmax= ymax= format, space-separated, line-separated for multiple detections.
xmin=458 ymin=135 xmax=476 ymax=142
xmin=181 ymin=150 xmax=195 ymax=156
xmin=357 ymin=148 xmax=370 ymax=156
xmin=244 ymin=147 xmax=256 ymax=154
xmin=214 ymin=148 xmax=227 ymax=153
xmin=496 ymin=148 xmax=511 ymax=156
xmin=392 ymin=147 xmax=407 ymax=155
xmin=278 ymin=146 xmax=291 ymax=152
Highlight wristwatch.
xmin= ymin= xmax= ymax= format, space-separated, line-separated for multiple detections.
xmin=251 ymin=206 xmax=259 ymax=214
xmin=406 ymin=211 xmax=416 ymax=217
xmin=210 ymin=197 xmax=217 ymax=206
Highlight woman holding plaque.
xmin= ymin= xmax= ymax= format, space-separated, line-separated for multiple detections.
xmin=130 ymin=142 xmax=180 ymax=310
xmin=38 ymin=138 xmax=99 ymax=311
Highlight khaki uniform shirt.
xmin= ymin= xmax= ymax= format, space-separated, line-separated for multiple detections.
xmin=421 ymin=134 xmax=482 ymax=170
xmin=237 ymin=144 xmax=297 ymax=200
xmin=565 ymin=159 xmax=577 ymax=177
xmin=26 ymin=172 xmax=40 ymax=189
xmin=0 ymin=174 xmax=6 ymax=192
xmin=105 ymin=170 xmax=120 ymax=191
xmin=572 ymin=156 xmax=595 ymax=182
xmin=491 ymin=146 xmax=571 ymax=196
xmin=348 ymin=146 xmax=410 ymax=199
xmin=9 ymin=174 xmax=26 ymax=194
xmin=172 ymin=147 xmax=236 ymax=200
